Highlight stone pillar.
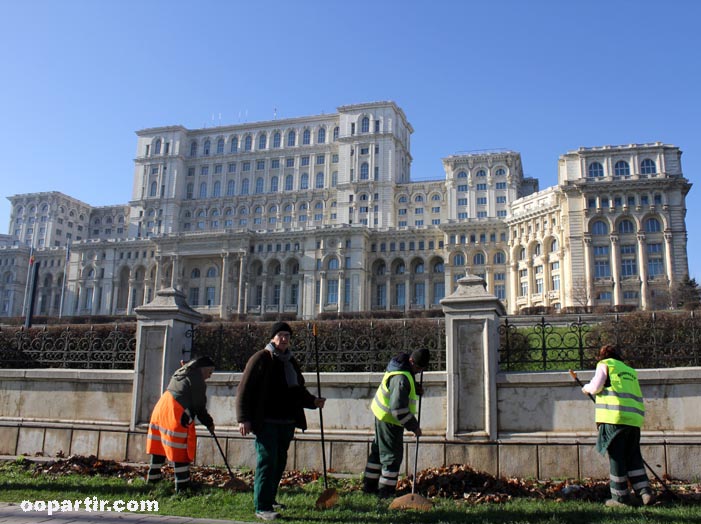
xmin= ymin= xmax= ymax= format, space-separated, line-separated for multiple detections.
xmin=220 ymin=253 xmax=230 ymax=320
xmin=130 ymin=287 xmax=203 ymax=430
xmin=441 ymin=274 xmax=505 ymax=441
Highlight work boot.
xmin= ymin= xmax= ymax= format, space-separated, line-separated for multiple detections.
xmin=605 ymin=495 xmax=640 ymax=507
xmin=378 ymin=486 xmax=395 ymax=499
xmin=641 ymin=491 xmax=656 ymax=506
xmin=362 ymin=479 xmax=378 ymax=494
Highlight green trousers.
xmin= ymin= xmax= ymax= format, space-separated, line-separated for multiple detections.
xmin=364 ymin=418 xmax=404 ymax=493
xmin=254 ymin=422 xmax=295 ymax=511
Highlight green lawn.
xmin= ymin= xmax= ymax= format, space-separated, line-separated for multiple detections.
xmin=2 ymin=460 xmax=700 ymax=524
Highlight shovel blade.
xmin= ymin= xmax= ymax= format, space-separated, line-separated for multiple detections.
xmin=388 ymin=493 xmax=433 ymax=511
xmin=315 ymin=488 xmax=339 ymax=509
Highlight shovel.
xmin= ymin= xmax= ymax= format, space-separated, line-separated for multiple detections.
xmin=568 ymin=369 xmax=677 ymax=501
xmin=311 ymin=323 xmax=339 ymax=510
xmin=208 ymin=427 xmax=248 ymax=491
xmin=389 ymin=371 xmax=433 ymax=511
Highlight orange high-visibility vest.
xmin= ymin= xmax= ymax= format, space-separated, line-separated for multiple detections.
xmin=146 ymin=391 xmax=197 ymax=463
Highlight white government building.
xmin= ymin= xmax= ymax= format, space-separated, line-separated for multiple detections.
xmin=0 ymin=101 xmax=691 ymax=319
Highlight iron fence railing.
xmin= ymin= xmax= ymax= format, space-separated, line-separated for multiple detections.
xmin=187 ymin=319 xmax=447 ymax=373
xmin=0 ymin=325 xmax=136 ymax=369
xmin=498 ymin=311 xmax=701 ymax=371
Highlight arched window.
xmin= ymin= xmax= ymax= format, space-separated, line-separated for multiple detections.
xmin=641 ymin=159 xmax=657 ymax=175
xmin=199 ymin=182 xmax=207 ymax=199
xmin=285 ymin=175 xmax=294 ymax=191
xmin=300 ymin=173 xmax=309 ymax=189
xmin=230 ymin=136 xmax=238 ymax=153
xmin=317 ymin=128 xmax=326 ymax=144
xmin=550 ymin=238 xmax=559 ymax=252
xmin=213 ymin=181 xmax=221 ymax=197
xmin=591 ymin=220 xmax=609 ymax=235
xmin=328 ymin=258 xmax=339 ymax=270
xmin=244 ymin=135 xmax=252 ymax=151
xmin=453 ymin=253 xmax=465 ymax=266
xmin=376 ymin=262 xmax=386 ymax=275
xmin=206 ymin=267 xmax=217 ymax=278
xmin=457 ymin=171 xmax=467 ymax=179
xmin=618 ymin=219 xmax=635 ymax=234
xmin=495 ymin=168 xmax=506 ymax=176
xmin=191 ymin=268 xmax=201 ymax=278
xmin=534 ymin=243 xmax=542 ymax=256
xmin=519 ymin=247 xmax=526 ymax=260
xmin=149 ymin=181 xmax=157 ymax=197
xmin=476 ymin=169 xmax=486 ymax=177
xmin=255 ymin=178 xmax=264 ymax=194
xmin=190 ymin=141 xmax=198 ymax=156
xmin=588 ymin=162 xmax=604 ymax=178
xmin=333 ymin=127 xmax=339 ymax=141
xmin=360 ymin=162 xmax=369 ymax=179
xmin=415 ymin=195 xmax=424 ymax=202
xmin=270 ymin=176 xmax=279 ymax=193
xmin=361 ymin=116 xmax=370 ymax=133
xmin=645 ymin=217 xmax=662 ymax=232
xmin=315 ymin=172 xmax=324 ymax=188
xmin=614 ymin=160 xmax=630 ymax=177
xmin=227 ymin=180 xmax=235 ymax=196
xmin=241 ymin=179 xmax=249 ymax=195
xmin=287 ymin=130 xmax=296 ymax=146
xmin=415 ymin=262 xmax=424 ymax=274
xmin=258 ymin=133 xmax=267 ymax=150
xmin=186 ymin=183 xmax=194 ymax=199
xmin=203 ymin=140 xmax=211 ymax=156
xmin=273 ymin=132 xmax=281 ymax=148
xmin=154 ymin=139 xmax=161 ymax=155
xmin=216 ymin=138 xmax=224 ymax=154
xmin=399 ymin=195 xmax=408 ymax=203
xmin=395 ymin=262 xmax=405 ymax=275
xmin=302 ymin=129 xmax=311 ymax=145
xmin=473 ymin=252 xmax=485 ymax=265
xmin=493 ymin=251 xmax=506 ymax=264
xmin=433 ymin=261 xmax=444 ymax=273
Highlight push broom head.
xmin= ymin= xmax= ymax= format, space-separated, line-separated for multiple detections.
xmin=315 ymin=487 xmax=339 ymax=509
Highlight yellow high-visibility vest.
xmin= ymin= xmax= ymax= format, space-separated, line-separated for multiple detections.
xmin=370 ymin=370 xmax=418 ymax=426
xmin=595 ymin=358 xmax=645 ymax=428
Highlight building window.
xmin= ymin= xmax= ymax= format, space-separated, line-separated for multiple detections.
xmin=618 ymin=219 xmax=635 ymax=234
xmin=244 ymin=135 xmax=252 ymax=151
xmin=645 ymin=217 xmax=662 ymax=233
xmin=258 ymin=133 xmax=267 ymax=150
xmin=287 ymin=131 xmax=296 ymax=146
xmin=640 ymin=158 xmax=657 ymax=175
xmin=614 ymin=160 xmax=630 ymax=177
xmin=230 ymin=137 xmax=238 ymax=153
xmin=588 ymin=162 xmax=604 ymax=178
xmin=317 ymin=128 xmax=326 ymax=144
xmin=361 ymin=116 xmax=370 ymax=133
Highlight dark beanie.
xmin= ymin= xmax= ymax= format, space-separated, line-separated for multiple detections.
xmin=270 ymin=321 xmax=293 ymax=338
xmin=410 ymin=348 xmax=431 ymax=368
xmin=191 ymin=356 xmax=216 ymax=368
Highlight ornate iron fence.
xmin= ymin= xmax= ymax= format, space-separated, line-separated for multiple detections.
xmin=498 ymin=311 xmax=701 ymax=371
xmin=187 ymin=319 xmax=447 ymax=373
xmin=0 ymin=325 xmax=136 ymax=369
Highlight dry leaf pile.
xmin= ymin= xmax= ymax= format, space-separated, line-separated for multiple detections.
xmin=11 ymin=455 xmax=701 ymax=505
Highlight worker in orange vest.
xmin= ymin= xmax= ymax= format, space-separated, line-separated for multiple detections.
xmin=146 ymin=356 xmax=215 ymax=492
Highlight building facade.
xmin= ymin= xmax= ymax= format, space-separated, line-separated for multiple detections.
xmin=0 ymin=102 xmax=691 ymax=319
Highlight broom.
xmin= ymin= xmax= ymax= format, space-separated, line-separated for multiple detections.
xmin=209 ymin=428 xmax=248 ymax=491
xmin=311 ymin=323 xmax=339 ymax=510
xmin=389 ymin=371 xmax=433 ymax=511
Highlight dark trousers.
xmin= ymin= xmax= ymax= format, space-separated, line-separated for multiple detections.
xmin=364 ymin=418 xmax=404 ymax=494
xmin=147 ymin=454 xmax=190 ymax=491
xmin=254 ymin=422 xmax=296 ymax=511
xmin=607 ymin=426 xmax=651 ymax=501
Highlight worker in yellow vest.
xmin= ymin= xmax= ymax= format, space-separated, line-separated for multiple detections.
xmin=363 ymin=348 xmax=430 ymax=498
xmin=146 ymin=356 xmax=215 ymax=493
xmin=582 ymin=344 xmax=655 ymax=507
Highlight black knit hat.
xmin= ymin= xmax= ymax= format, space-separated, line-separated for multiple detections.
xmin=270 ymin=321 xmax=293 ymax=338
xmin=410 ymin=348 xmax=431 ymax=368
xmin=191 ymin=356 xmax=216 ymax=369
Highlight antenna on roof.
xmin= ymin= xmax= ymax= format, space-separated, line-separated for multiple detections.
xmin=274 ymin=107 xmax=277 ymax=119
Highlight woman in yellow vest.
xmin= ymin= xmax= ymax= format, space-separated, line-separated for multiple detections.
xmin=363 ymin=348 xmax=430 ymax=498
xmin=581 ymin=344 xmax=655 ymax=507
xmin=146 ymin=356 xmax=215 ymax=493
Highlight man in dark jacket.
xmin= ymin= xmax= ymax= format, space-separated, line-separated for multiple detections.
xmin=363 ymin=348 xmax=430 ymax=498
xmin=146 ymin=356 xmax=215 ymax=492
xmin=237 ymin=322 xmax=325 ymax=521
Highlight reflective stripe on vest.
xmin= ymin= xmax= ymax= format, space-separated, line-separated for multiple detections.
xmin=595 ymin=358 xmax=645 ymax=427
xmin=370 ymin=370 xmax=418 ymax=426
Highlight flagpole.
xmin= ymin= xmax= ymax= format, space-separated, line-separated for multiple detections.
xmin=58 ymin=242 xmax=70 ymax=319
xmin=21 ymin=244 xmax=34 ymax=318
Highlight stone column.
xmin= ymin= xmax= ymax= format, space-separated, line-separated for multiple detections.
xmin=583 ymin=236 xmax=594 ymax=307
xmin=130 ymin=288 xmax=203 ymax=430
xmin=637 ymin=233 xmax=649 ymax=309
xmin=664 ymin=232 xmax=675 ymax=290
xmin=220 ymin=253 xmax=229 ymax=320
xmin=441 ymin=274 xmax=505 ymax=441
xmin=610 ymin=234 xmax=622 ymax=305
xmin=237 ymin=255 xmax=246 ymax=315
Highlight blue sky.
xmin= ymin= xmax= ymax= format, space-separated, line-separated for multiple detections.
xmin=1 ymin=0 xmax=700 ymax=279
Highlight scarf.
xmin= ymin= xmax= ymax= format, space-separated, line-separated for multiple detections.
xmin=265 ymin=342 xmax=299 ymax=387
